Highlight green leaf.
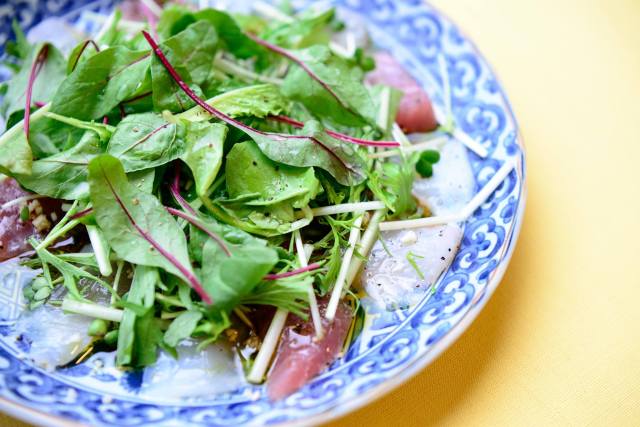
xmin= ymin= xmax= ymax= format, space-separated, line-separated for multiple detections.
xmin=367 ymin=153 xmax=419 ymax=217
xmin=117 ymin=265 xmax=158 ymax=367
xmin=226 ymin=140 xmax=320 ymax=207
xmin=281 ymin=45 xmax=377 ymax=128
xmin=244 ymin=119 xmax=367 ymax=186
xmin=241 ymin=276 xmax=310 ymax=318
xmin=0 ymin=43 xmax=66 ymax=126
xmin=107 ymin=113 xmax=187 ymax=172
xmin=66 ymin=40 xmax=100 ymax=75
xmin=260 ymin=8 xmax=335 ymax=49
xmin=51 ymin=46 xmax=151 ymax=120
xmin=180 ymin=121 xmax=226 ymax=197
xmin=194 ymin=9 xmax=267 ymax=63
xmin=14 ymin=131 xmax=102 ymax=199
xmin=163 ymin=310 xmax=202 ymax=347
xmin=200 ymin=237 xmax=278 ymax=311
xmin=88 ymin=155 xmax=196 ymax=285
xmin=178 ymin=84 xmax=289 ymax=122
xmin=151 ymin=21 xmax=218 ymax=112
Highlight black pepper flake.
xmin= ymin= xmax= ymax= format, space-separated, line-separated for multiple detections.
xmin=440 ymin=256 xmax=445 ymax=261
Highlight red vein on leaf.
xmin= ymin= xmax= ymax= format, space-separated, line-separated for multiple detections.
xmin=269 ymin=115 xmax=400 ymax=147
xmin=98 ymin=163 xmax=212 ymax=304
xmin=171 ymin=164 xmax=197 ymax=215
xmin=263 ymin=263 xmax=322 ymax=280
xmin=34 ymin=101 xmax=46 ymax=108
xmin=166 ymin=207 xmax=231 ymax=257
xmin=246 ymin=33 xmax=360 ymax=117
xmin=122 ymin=91 xmax=152 ymax=105
xmin=70 ymin=207 xmax=94 ymax=220
xmin=25 ymin=45 xmax=50 ymax=141
xmin=141 ymin=31 xmax=356 ymax=175
xmin=70 ymin=39 xmax=100 ymax=73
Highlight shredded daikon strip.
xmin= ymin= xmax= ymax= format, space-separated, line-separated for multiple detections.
xmin=345 ymin=209 xmax=386 ymax=285
xmin=0 ymin=194 xmax=47 ymax=212
xmin=379 ymin=213 xmax=464 ymax=231
xmin=303 ymin=201 xmax=386 ymax=218
xmin=61 ymin=299 xmax=123 ymax=322
xmin=326 ymin=214 xmax=364 ymax=321
xmin=86 ymin=225 xmax=112 ymax=277
xmin=368 ymin=135 xmax=449 ymax=159
xmin=294 ymin=230 xmax=323 ymax=339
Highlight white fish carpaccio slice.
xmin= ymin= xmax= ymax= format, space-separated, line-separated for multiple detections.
xmin=141 ymin=339 xmax=246 ymax=400
xmin=412 ymin=139 xmax=476 ymax=216
xmin=361 ymin=225 xmax=463 ymax=310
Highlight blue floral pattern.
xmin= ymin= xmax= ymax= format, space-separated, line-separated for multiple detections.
xmin=0 ymin=0 xmax=525 ymax=425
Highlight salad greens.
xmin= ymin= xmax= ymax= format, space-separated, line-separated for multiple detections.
xmin=0 ymin=1 xmax=441 ymax=378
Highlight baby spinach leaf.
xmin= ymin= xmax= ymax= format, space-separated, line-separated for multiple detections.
xmin=0 ymin=42 xmax=66 ymax=128
xmin=51 ymin=46 xmax=151 ymax=120
xmin=281 ymin=45 xmax=377 ymax=128
xmin=15 ymin=131 xmax=102 ymax=200
xmin=88 ymin=155 xmax=210 ymax=303
xmin=107 ymin=113 xmax=187 ymax=172
xmin=260 ymin=8 xmax=335 ymax=49
xmin=245 ymin=119 xmax=367 ymax=186
xmin=163 ymin=310 xmax=202 ymax=347
xmin=66 ymin=39 xmax=100 ymax=75
xmin=180 ymin=121 xmax=226 ymax=197
xmin=0 ymin=125 xmax=32 ymax=175
xmin=178 ymin=84 xmax=289 ymax=122
xmin=194 ymin=9 xmax=267 ymax=63
xmin=117 ymin=265 xmax=158 ymax=367
xmin=200 ymin=236 xmax=278 ymax=311
xmin=151 ymin=21 xmax=218 ymax=112
xmin=226 ymin=140 xmax=320 ymax=207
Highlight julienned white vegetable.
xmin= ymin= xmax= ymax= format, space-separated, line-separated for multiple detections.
xmin=325 ymin=214 xmax=364 ymax=322
xmin=61 ymin=299 xmax=124 ymax=322
xmin=379 ymin=158 xmax=517 ymax=231
xmin=305 ymin=201 xmax=386 ymax=217
xmin=246 ymin=230 xmax=319 ymax=384
xmin=368 ymin=135 xmax=449 ymax=159
xmin=86 ymin=225 xmax=112 ymax=277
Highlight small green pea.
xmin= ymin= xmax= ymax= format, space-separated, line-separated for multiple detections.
xmin=360 ymin=56 xmax=376 ymax=72
xmin=104 ymin=330 xmax=118 ymax=346
xmin=31 ymin=277 xmax=50 ymax=290
xmin=33 ymin=286 xmax=51 ymax=301
xmin=419 ymin=149 xmax=441 ymax=164
xmin=416 ymin=159 xmax=433 ymax=178
xmin=88 ymin=319 xmax=108 ymax=337
xmin=19 ymin=205 xmax=29 ymax=222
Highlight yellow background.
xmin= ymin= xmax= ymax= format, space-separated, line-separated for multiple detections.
xmin=3 ymin=0 xmax=640 ymax=426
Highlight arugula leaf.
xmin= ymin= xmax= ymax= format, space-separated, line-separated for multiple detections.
xmin=261 ymin=8 xmax=335 ymax=49
xmin=151 ymin=21 xmax=218 ymax=112
xmin=0 ymin=43 xmax=66 ymax=128
xmin=200 ymin=236 xmax=278 ymax=311
xmin=15 ymin=131 xmax=102 ymax=199
xmin=180 ymin=121 xmax=226 ymax=197
xmin=107 ymin=113 xmax=187 ymax=172
xmin=178 ymin=84 xmax=289 ymax=122
xmin=163 ymin=310 xmax=202 ymax=347
xmin=116 ymin=265 xmax=159 ymax=367
xmin=241 ymin=276 xmax=310 ymax=318
xmin=226 ymin=140 xmax=320 ymax=207
xmin=280 ymin=45 xmax=377 ymax=128
xmin=88 ymin=155 xmax=210 ymax=303
xmin=51 ymin=46 xmax=151 ymax=120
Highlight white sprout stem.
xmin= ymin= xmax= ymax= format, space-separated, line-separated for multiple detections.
xmin=329 ymin=41 xmax=352 ymax=58
xmin=451 ymin=128 xmax=489 ymax=158
xmin=368 ymin=135 xmax=450 ymax=159
xmin=460 ymin=158 xmax=516 ymax=218
xmin=294 ymin=230 xmax=323 ymax=339
xmin=345 ymin=209 xmax=385 ymax=286
xmin=325 ymin=214 xmax=364 ymax=322
xmin=0 ymin=194 xmax=47 ymax=212
xmin=392 ymin=124 xmax=412 ymax=147
xmin=62 ymin=299 xmax=123 ymax=322
xmin=376 ymin=86 xmax=391 ymax=131
xmin=214 ymin=56 xmax=284 ymax=85
xmin=379 ymin=213 xmax=464 ymax=231
xmin=246 ymin=236 xmax=316 ymax=384
xmin=378 ymin=158 xmax=517 ymax=231
xmin=140 ymin=0 xmax=162 ymax=17
xmin=302 ymin=201 xmax=386 ymax=218
xmin=247 ymin=308 xmax=288 ymax=384
xmin=86 ymin=225 xmax=112 ymax=277
xmin=253 ymin=1 xmax=294 ymax=23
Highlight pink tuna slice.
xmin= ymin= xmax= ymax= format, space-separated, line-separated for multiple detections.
xmin=0 ymin=178 xmax=62 ymax=261
xmin=366 ymin=52 xmax=438 ymax=133
xmin=267 ymin=297 xmax=353 ymax=400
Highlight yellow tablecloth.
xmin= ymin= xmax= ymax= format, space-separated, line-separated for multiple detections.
xmin=3 ymin=0 xmax=640 ymax=426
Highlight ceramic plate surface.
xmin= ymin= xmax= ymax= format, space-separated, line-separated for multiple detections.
xmin=0 ymin=1 xmax=525 ymax=425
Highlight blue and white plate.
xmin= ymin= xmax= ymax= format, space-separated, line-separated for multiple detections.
xmin=0 ymin=1 xmax=526 ymax=425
